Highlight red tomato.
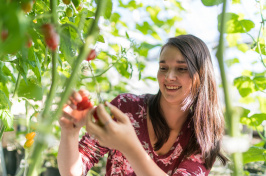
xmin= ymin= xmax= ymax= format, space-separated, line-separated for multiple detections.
xmin=26 ymin=38 xmax=32 ymax=48
xmin=1 ymin=29 xmax=8 ymax=41
xmin=76 ymin=96 xmax=94 ymax=111
xmin=42 ymin=24 xmax=60 ymax=51
xmin=86 ymin=49 xmax=96 ymax=61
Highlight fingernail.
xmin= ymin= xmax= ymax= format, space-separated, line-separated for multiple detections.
xmin=70 ymin=104 xmax=77 ymax=110
xmin=105 ymin=101 xmax=112 ymax=107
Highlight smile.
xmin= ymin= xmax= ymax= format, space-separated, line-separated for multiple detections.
xmin=165 ymin=85 xmax=181 ymax=90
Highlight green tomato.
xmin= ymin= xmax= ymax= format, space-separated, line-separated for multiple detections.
xmin=62 ymin=0 xmax=71 ymax=5
xmin=66 ymin=7 xmax=73 ymax=17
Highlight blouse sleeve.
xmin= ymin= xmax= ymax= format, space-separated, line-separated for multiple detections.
xmin=79 ymin=133 xmax=110 ymax=176
xmin=172 ymin=154 xmax=210 ymax=176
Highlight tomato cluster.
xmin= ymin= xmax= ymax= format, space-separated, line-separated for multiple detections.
xmin=41 ymin=24 xmax=60 ymax=51
xmin=62 ymin=0 xmax=83 ymax=12
xmin=24 ymin=132 xmax=36 ymax=149
xmin=76 ymin=95 xmax=102 ymax=124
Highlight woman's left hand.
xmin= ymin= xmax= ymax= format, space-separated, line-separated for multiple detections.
xmin=85 ymin=102 xmax=139 ymax=153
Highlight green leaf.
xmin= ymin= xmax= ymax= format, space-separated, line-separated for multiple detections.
xmin=0 ymin=110 xmax=14 ymax=131
xmin=72 ymin=0 xmax=81 ymax=8
xmin=243 ymin=146 xmax=266 ymax=164
xmin=234 ymin=76 xmax=256 ymax=97
xmin=142 ymin=76 xmax=157 ymax=81
xmin=110 ymin=13 xmax=120 ymax=23
xmin=0 ymin=2 xmax=29 ymax=55
xmin=225 ymin=58 xmax=239 ymax=67
xmin=218 ymin=13 xmax=255 ymax=33
xmin=138 ymin=42 xmax=161 ymax=57
xmin=237 ymin=43 xmax=249 ymax=53
xmin=60 ymin=27 xmax=76 ymax=65
xmin=255 ymin=43 xmax=266 ymax=55
xmin=28 ymin=47 xmax=42 ymax=83
xmin=136 ymin=21 xmax=152 ymax=35
xmin=239 ymin=96 xmax=255 ymax=104
xmin=17 ymin=77 xmax=43 ymax=101
xmin=257 ymin=96 xmax=266 ymax=113
xmin=201 ymin=0 xmax=223 ymax=6
xmin=146 ymin=6 xmax=164 ymax=27
xmin=253 ymin=76 xmax=266 ymax=91
xmin=232 ymin=0 xmax=241 ymax=4
xmin=118 ymin=0 xmax=143 ymax=10
xmin=0 ymin=89 xmax=10 ymax=109
xmin=97 ymin=35 xmax=105 ymax=43
xmin=104 ymin=0 xmax=113 ymax=19
xmin=249 ymin=113 xmax=266 ymax=126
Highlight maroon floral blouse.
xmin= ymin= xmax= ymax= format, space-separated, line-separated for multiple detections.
xmin=79 ymin=93 xmax=210 ymax=176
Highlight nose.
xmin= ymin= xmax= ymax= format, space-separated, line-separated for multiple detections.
xmin=165 ymin=69 xmax=176 ymax=81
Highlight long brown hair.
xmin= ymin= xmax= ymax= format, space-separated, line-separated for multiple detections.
xmin=148 ymin=34 xmax=228 ymax=169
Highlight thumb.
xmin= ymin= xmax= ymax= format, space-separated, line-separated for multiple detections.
xmin=105 ymin=102 xmax=129 ymax=123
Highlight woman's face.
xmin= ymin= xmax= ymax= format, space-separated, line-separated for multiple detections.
xmin=157 ymin=45 xmax=192 ymax=105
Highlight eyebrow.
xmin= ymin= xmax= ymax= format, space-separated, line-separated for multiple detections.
xmin=159 ymin=60 xmax=187 ymax=64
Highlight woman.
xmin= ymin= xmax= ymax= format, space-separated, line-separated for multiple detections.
xmin=57 ymin=34 xmax=228 ymax=176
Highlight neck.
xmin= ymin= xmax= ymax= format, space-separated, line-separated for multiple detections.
xmin=160 ymin=97 xmax=190 ymax=131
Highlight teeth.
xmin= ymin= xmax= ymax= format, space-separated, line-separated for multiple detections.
xmin=166 ymin=86 xmax=180 ymax=90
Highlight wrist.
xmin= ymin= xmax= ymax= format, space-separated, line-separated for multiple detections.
xmin=60 ymin=128 xmax=80 ymax=139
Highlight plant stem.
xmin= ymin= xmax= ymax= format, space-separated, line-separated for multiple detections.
xmin=12 ymin=71 xmax=21 ymax=98
xmin=42 ymin=51 xmax=58 ymax=118
xmin=0 ymin=122 xmax=5 ymax=141
xmin=216 ymin=0 xmax=243 ymax=175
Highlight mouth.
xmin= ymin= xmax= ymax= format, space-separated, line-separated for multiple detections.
xmin=165 ymin=85 xmax=182 ymax=90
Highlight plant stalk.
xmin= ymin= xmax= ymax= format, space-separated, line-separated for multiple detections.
xmin=216 ymin=0 xmax=243 ymax=175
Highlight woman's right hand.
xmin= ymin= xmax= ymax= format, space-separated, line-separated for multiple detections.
xmin=59 ymin=89 xmax=92 ymax=131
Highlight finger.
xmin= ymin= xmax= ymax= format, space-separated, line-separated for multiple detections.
xmin=78 ymin=89 xmax=90 ymax=98
xmin=105 ymin=102 xmax=129 ymax=123
xmin=86 ymin=108 xmax=105 ymax=138
xmin=71 ymin=90 xmax=83 ymax=103
xmin=61 ymin=111 xmax=76 ymax=123
xmin=96 ymin=104 xmax=114 ymax=127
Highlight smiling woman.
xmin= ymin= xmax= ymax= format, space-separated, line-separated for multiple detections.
xmin=57 ymin=34 xmax=228 ymax=176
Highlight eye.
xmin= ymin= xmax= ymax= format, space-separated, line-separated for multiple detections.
xmin=177 ymin=67 xmax=188 ymax=72
xmin=159 ymin=66 xmax=167 ymax=71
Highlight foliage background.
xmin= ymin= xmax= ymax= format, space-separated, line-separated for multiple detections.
xmin=0 ymin=0 xmax=266 ymax=175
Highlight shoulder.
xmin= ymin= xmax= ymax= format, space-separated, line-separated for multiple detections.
xmin=111 ymin=93 xmax=148 ymax=105
xmin=110 ymin=93 xmax=149 ymax=113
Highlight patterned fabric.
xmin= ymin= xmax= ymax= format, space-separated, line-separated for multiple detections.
xmin=79 ymin=93 xmax=210 ymax=176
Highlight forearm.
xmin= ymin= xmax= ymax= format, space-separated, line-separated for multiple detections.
xmin=122 ymin=142 xmax=167 ymax=176
xmin=57 ymin=129 xmax=83 ymax=176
